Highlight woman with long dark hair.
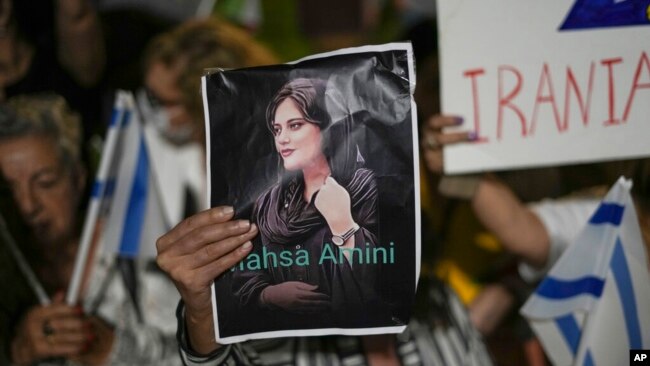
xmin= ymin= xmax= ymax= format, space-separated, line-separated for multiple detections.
xmin=233 ymin=78 xmax=386 ymax=329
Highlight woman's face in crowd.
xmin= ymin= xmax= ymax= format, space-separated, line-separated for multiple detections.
xmin=0 ymin=135 xmax=81 ymax=245
xmin=273 ymin=98 xmax=324 ymax=172
xmin=145 ymin=61 xmax=194 ymax=141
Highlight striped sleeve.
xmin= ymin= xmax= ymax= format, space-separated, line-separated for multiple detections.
xmin=176 ymin=301 xmax=260 ymax=366
xmin=405 ymin=283 xmax=494 ymax=366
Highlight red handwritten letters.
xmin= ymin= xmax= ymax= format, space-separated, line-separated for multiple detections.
xmin=463 ymin=51 xmax=650 ymax=143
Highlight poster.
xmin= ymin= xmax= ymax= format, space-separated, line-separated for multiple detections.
xmin=202 ymin=43 xmax=420 ymax=343
xmin=438 ymin=0 xmax=650 ymax=174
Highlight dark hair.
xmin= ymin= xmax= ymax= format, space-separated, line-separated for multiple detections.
xmin=0 ymin=94 xmax=82 ymax=167
xmin=265 ymin=78 xmax=331 ymax=132
xmin=266 ymin=78 xmax=361 ymax=186
xmin=0 ymin=105 xmax=55 ymax=140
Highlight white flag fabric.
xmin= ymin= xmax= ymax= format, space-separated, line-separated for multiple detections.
xmin=67 ymin=91 xmax=168 ymax=304
xmin=521 ymin=177 xmax=650 ymax=366
xmin=100 ymin=91 xmax=168 ymax=258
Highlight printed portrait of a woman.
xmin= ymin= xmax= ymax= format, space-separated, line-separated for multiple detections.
xmin=231 ymin=78 xmax=389 ymax=330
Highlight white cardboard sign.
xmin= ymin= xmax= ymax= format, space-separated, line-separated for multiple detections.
xmin=438 ymin=1 xmax=650 ymax=173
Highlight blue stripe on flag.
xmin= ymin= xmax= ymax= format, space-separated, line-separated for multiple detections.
xmin=109 ymin=109 xmax=121 ymax=127
xmin=118 ymin=137 xmax=149 ymax=257
xmin=556 ymin=314 xmax=581 ymax=355
xmin=123 ymin=111 xmax=132 ymax=127
xmin=91 ymin=181 xmax=103 ymax=198
xmin=583 ymin=350 xmax=595 ymax=366
xmin=105 ymin=178 xmax=116 ymax=199
xmin=589 ymin=203 xmax=624 ymax=226
xmin=611 ymin=238 xmax=642 ymax=349
xmin=535 ymin=276 xmax=605 ymax=299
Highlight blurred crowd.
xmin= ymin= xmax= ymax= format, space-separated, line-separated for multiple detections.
xmin=0 ymin=0 xmax=647 ymax=365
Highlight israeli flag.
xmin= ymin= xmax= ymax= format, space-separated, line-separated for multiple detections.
xmin=521 ymin=177 xmax=650 ymax=366
xmin=100 ymin=91 xmax=168 ymax=258
xmin=67 ymin=91 xmax=168 ymax=304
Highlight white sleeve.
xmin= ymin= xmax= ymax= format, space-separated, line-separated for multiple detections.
xmin=104 ymin=262 xmax=183 ymax=365
xmin=518 ymin=198 xmax=600 ymax=283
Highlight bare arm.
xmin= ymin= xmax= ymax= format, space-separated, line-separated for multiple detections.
xmin=421 ymin=115 xmax=551 ymax=269
xmin=55 ymin=0 xmax=105 ymax=87
xmin=471 ymin=175 xmax=550 ymax=269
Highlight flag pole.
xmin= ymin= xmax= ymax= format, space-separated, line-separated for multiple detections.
xmin=66 ymin=93 xmax=128 ymax=305
xmin=0 ymin=212 xmax=50 ymax=305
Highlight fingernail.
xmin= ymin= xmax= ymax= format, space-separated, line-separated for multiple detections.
xmin=241 ymin=241 xmax=252 ymax=251
xmin=223 ymin=206 xmax=234 ymax=214
xmin=238 ymin=220 xmax=250 ymax=229
xmin=468 ymin=131 xmax=478 ymax=141
xmin=455 ymin=116 xmax=464 ymax=125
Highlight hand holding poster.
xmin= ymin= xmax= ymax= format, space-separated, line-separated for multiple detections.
xmin=438 ymin=1 xmax=650 ymax=173
xmin=202 ymin=43 xmax=420 ymax=343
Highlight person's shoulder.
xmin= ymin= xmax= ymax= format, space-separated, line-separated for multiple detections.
xmin=530 ymin=186 xmax=603 ymax=219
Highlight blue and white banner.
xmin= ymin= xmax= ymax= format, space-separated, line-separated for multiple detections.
xmin=100 ymin=91 xmax=168 ymax=258
xmin=68 ymin=91 xmax=167 ymax=304
xmin=521 ymin=177 xmax=650 ymax=365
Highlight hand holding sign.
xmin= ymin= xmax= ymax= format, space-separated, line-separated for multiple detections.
xmin=315 ymin=176 xmax=355 ymax=235
xmin=10 ymin=293 xmax=90 ymax=365
xmin=421 ymin=115 xmax=475 ymax=174
xmin=155 ymin=206 xmax=258 ymax=353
